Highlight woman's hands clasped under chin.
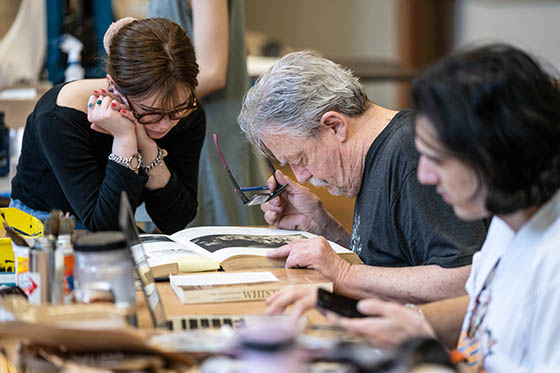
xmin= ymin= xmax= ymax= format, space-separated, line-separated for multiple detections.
xmin=88 ymin=89 xmax=158 ymax=162
xmin=87 ymin=90 xmax=135 ymax=136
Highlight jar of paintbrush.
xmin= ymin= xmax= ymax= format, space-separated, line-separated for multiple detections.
xmin=26 ymin=211 xmax=74 ymax=304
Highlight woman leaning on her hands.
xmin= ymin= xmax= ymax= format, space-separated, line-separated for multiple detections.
xmin=10 ymin=17 xmax=205 ymax=233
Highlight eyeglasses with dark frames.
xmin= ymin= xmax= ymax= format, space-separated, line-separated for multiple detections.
xmin=213 ymin=133 xmax=287 ymax=206
xmin=124 ymin=94 xmax=198 ymax=125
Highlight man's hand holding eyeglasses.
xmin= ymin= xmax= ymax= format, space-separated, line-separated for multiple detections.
xmin=261 ymin=170 xmax=350 ymax=245
xmin=261 ymin=169 xmax=327 ymax=234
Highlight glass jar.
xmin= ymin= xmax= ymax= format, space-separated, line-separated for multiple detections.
xmin=73 ymin=232 xmax=136 ymax=307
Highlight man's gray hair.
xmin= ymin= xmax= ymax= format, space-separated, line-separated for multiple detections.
xmin=238 ymin=51 xmax=370 ymax=154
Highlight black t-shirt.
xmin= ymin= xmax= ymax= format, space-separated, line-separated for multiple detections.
xmin=350 ymin=111 xmax=487 ymax=268
xmin=11 ymin=83 xmax=205 ymax=234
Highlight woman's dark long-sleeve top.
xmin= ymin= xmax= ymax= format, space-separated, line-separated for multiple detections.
xmin=11 ymin=83 xmax=206 ymax=234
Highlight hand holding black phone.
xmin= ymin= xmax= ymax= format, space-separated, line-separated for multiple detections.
xmin=316 ymin=288 xmax=367 ymax=318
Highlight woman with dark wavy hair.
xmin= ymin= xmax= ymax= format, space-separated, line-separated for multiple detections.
xmin=10 ymin=18 xmax=205 ymax=233
xmin=326 ymin=44 xmax=560 ymax=372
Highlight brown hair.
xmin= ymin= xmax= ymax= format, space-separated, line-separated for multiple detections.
xmin=106 ymin=18 xmax=199 ymax=110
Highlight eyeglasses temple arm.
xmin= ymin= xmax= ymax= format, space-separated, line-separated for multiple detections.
xmin=265 ymin=157 xmax=276 ymax=176
xmin=265 ymin=157 xmax=286 ymax=190
xmin=212 ymin=133 xmax=250 ymax=204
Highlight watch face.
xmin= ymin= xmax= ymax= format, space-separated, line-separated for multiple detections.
xmin=130 ymin=153 xmax=141 ymax=171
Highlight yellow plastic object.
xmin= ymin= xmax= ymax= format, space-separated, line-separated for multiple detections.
xmin=0 ymin=208 xmax=44 ymax=273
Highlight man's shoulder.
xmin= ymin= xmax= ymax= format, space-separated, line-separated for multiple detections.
xmin=384 ymin=110 xmax=416 ymax=147
xmin=365 ymin=110 xmax=418 ymax=173
xmin=358 ymin=111 xmax=420 ymax=213
xmin=390 ymin=109 xmax=415 ymax=125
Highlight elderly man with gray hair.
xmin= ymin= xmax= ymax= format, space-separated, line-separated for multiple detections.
xmin=237 ymin=51 xmax=487 ymax=311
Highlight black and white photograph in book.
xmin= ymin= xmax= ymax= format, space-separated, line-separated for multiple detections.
xmin=191 ymin=234 xmax=308 ymax=253
xmin=141 ymin=235 xmax=176 ymax=244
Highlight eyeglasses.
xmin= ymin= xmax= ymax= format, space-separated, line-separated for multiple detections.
xmin=125 ymin=94 xmax=198 ymax=125
xmin=213 ymin=133 xmax=287 ymax=206
xmin=466 ymin=258 xmax=501 ymax=339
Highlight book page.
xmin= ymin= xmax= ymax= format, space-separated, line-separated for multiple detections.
xmin=169 ymin=226 xmax=353 ymax=262
xmin=170 ymin=226 xmax=308 ymax=243
xmin=206 ymin=247 xmax=279 ymax=263
xmin=139 ymin=234 xmax=215 ymax=266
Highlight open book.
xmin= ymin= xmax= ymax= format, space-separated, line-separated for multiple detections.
xmin=139 ymin=226 xmax=362 ymax=278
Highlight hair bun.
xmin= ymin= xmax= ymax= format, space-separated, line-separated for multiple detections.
xmin=103 ymin=17 xmax=136 ymax=55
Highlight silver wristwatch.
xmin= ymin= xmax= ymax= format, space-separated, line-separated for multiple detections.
xmin=108 ymin=152 xmax=143 ymax=172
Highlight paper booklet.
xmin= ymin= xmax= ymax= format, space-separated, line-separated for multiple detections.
xmin=169 ymin=270 xmax=333 ymax=304
xmin=138 ymin=226 xmax=362 ymax=278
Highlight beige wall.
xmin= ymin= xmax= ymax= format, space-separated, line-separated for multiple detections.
xmin=112 ymin=0 xmax=148 ymax=19
xmin=0 ymin=0 xmax=21 ymax=38
xmin=245 ymin=0 xmax=400 ymax=109
xmin=113 ymin=0 xmax=399 ymax=61
xmin=455 ymin=0 xmax=560 ymax=70
xmin=245 ymin=0 xmax=397 ymax=60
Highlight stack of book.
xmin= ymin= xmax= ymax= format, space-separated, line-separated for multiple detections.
xmin=169 ymin=269 xmax=333 ymax=304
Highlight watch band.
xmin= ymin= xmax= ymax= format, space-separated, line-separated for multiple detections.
xmin=141 ymin=147 xmax=168 ymax=172
xmin=108 ymin=152 xmax=142 ymax=172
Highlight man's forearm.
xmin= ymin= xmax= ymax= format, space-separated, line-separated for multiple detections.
xmin=335 ymin=264 xmax=471 ymax=304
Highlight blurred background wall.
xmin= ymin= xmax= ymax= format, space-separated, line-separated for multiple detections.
xmin=4 ymin=0 xmax=557 ymax=108
xmin=245 ymin=0 xmax=399 ymax=110
xmin=455 ymin=0 xmax=560 ymax=69
xmin=245 ymin=0 xmax=560 ymax=110
xmin=0 ymin=0 xmax=22 ymax=37
xmin=3 ymin=0 xmax=559 ymax=101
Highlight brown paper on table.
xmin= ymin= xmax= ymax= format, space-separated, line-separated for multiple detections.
xmin=0 ymin=296 xmax=146 ymax=351
xmin=0 ymin=296 xmax=194 ymax=366
xmin=0 ymin=295 xmax=129 ymax=327
xmin=21 ymin=345 xmax=168 ymax=372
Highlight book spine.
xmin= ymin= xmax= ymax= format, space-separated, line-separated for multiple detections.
xmin=172 ymin=282 xmax=332 ymax=304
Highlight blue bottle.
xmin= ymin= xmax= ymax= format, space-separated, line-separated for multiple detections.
xmin=0 ymin=112 xmax=10 ymax=176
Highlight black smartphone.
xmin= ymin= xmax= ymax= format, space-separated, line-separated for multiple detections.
xmin=316 ymin=288 xmax=367 ymax=318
